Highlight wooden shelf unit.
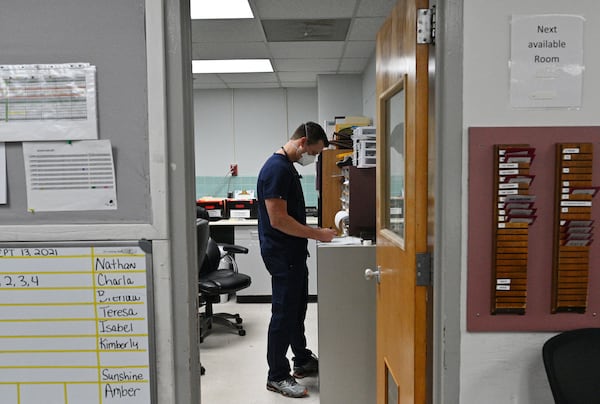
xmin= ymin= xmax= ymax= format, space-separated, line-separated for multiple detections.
xmin=491 ymin=144 xmax=536 ymax=314
xmin=551 ymin=143 xmax=594 ymax=313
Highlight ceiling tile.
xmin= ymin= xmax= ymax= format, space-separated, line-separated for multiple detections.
xmin=219 ymin=72 xmax=278 ymax=83
xmin=343 ymin=40 xmax=376 ymax=58
xmin=347 ymin=17 xmax=386 ymax=40
xmin=274 ymin=58 xmax=339 ymax=72
xmin=191 ymin=19 xmax=264 ymax=43
xmin=269 ymin=41 xmax=345 ymax=58
xmin=338 ymin=57 xmax=370 ymax=72
xmin=226 ymin=82 xmax=281 ymax=88
xmin=253 ymin=0 xmax=355 ymax=19
xmin=278 ymin=71 xmax=319 ymax=82
xmin=262 ymin=19 xmax=351 ymax=42
xmin=189 ymin=0 xmax=394 ymax=89
xmin=192 ymin=73 xmax=226 ymax=84
xmin=280 ymin=81 xmax=317 ymax=88
xmin=193 ymin=82 xmax=228 ymax=89
xmin=356 ymin=0 xmax=397 ymax=17
xmin=192 ymin=42 xmax=270 ymax=60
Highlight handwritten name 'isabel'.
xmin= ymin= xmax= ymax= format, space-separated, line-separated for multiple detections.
xmin=99 ymin=320 xmax=135 ymax=333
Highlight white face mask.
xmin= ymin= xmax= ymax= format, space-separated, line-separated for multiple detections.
xmin=297 ymin=152 xmax=316 ymax=166
xmin=292 ymin=142 xmax=316 ymax=166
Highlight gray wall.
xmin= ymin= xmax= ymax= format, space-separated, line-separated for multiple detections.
xmin=0 ymin=1 xmax=197 ymax=403
xmin=460 ymin=1 xmax=600 ymax=403
xmin=0 ymin=0 xmax=151 ymax=225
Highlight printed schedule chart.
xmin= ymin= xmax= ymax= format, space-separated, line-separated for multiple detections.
xmin=0 ymin=243 xmax=154 ymax=404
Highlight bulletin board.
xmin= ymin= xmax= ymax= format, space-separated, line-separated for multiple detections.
xmin=0 ymin=0 xmax=152 ymax=224
xmin=467 ymin=126 xmax=600 ymax=331
xmin=0 ymin=241 xmax=156 ymax=404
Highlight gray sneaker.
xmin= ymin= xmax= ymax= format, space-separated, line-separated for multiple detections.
xmin=266 ymin=376 xmax=308 ymax=398
xmin=292 ymin=354 xmax=318 ymax=379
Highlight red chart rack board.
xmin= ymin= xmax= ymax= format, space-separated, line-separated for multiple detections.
xmin=468 ymin=127 xmax=600 ymax=332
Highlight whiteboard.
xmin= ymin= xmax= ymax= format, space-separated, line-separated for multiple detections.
xmin=0 ymin=241 xmax=156 ymax=404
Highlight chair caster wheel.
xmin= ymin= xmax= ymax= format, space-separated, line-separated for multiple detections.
xmin=238 ymin=329 xmax=246 ymax=336
xmin=235 ymin=317 xmax=243 ymax=324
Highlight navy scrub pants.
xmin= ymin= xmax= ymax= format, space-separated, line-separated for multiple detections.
xmin=262 ymin=253 xmax=313 ymax=382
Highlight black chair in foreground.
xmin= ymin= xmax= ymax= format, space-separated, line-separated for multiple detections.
xmin=198 ymin=230 xmax=252 ymax=342
xmin=542 ymin=327 xmax=600 ymax=404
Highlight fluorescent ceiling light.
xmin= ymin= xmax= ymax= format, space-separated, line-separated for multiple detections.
xmin=192 ymin=59 xmax=273 ymax=74
xmin=190 ymin=0 xmax=254 ymax=19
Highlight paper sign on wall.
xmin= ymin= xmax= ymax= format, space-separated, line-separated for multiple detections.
xmin=23 ymin=140 xmax=117 ymax=212
xmin=0 ymin=63 xmax=98 ymax=141
xmin=0 ymin=143 xmax=5 ymax=204
xmin=510 ymin=14 xmax=584 ymax=108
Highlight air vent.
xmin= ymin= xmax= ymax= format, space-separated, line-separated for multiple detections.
xmin=262 ymin=19 xmax=351 ymax=42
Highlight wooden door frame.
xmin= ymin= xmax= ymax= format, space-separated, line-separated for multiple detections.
xmin=375 ymin=0 xmax=431 ymax=402
xmin=373 ymin=1 xmax=464 ymax=403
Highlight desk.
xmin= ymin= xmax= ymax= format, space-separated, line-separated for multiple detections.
xmin=317 ymin=244 xmax=376 ymax=404
xmin=209 ymin=217 xmax=318 ymax=226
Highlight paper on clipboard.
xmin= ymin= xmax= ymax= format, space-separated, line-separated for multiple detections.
xmin=23 ymin=140 xmax=117 ymax=212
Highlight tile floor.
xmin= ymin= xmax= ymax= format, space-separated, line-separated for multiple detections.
xmin=199 ymin=299 xmax=320 ymax=403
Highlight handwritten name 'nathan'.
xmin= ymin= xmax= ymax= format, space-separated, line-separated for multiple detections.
xmin=96 ymin=258 xmax=138 ymax=270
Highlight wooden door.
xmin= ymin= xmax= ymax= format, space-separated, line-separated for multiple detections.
xmin=373 ymin=1 xmax=433 ymax=403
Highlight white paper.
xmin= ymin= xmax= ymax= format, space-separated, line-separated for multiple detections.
xmin=328 ymin=236 xmax=363 ymax=245
xmin=23 ymin=140 xmax=117 ymax=212
xmin=0 ymin=63 xmax=98 ymax=141
xmin=0 ymin=143 xmax=5 ymax=204
xmin=510 ymin=15 xmax=584 ymax=108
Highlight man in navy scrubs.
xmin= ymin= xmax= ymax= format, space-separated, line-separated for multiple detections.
xmin=257 ymin=121 xmax=336 ymax=398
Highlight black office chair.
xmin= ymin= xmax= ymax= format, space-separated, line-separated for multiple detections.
xmin=197 ymin=225 xmax=252 ymax=342
xmin=542 ymin=328 xmax=600 ymax=404
xmin=195 ymin=218 xmax=211 ymax=375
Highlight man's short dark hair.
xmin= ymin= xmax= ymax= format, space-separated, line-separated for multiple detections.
xmin=292 ymin=121 xmax=329 ymax=147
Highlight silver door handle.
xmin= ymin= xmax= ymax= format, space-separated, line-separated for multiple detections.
xmin=364 ymin=266 xmax=381 ymax=283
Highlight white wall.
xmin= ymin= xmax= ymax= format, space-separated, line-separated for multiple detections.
xmin=462 ymin=1 xmax=600 ymax=403
xmin=317 ymin=74 xmax=364 ymax=125
xmin=362 ymin=56 xmax=377 ymax=122
xmin=194 ymin=87 xmax=318 ymax=177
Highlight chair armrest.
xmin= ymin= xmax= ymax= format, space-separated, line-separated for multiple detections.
xmin=219 ymin=243 xmax=249 ymax=255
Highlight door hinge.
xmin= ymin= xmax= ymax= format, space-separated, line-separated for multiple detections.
xmin=417 ymin=6 xmax=436 ymax=44
xmin=416 ymin=252 xmax=432 ymax=286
